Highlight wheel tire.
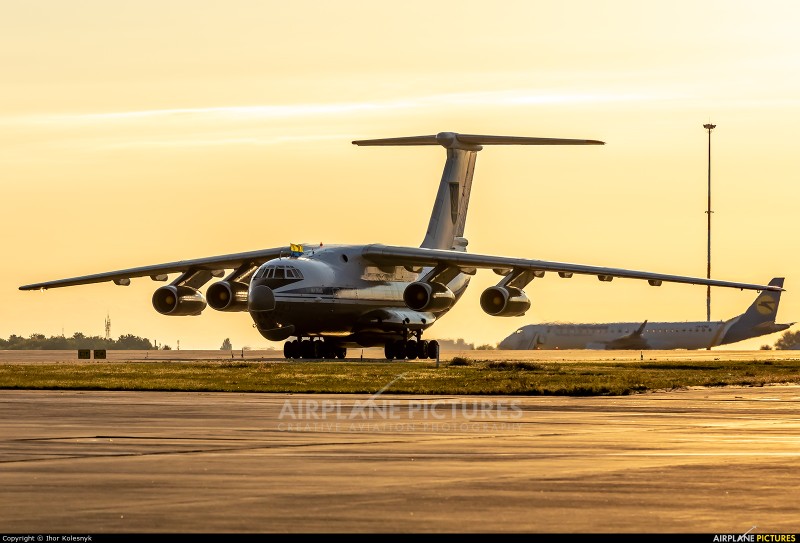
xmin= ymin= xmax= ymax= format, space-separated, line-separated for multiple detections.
xmin=406 ymin=340 xmax=418 ymax=360
xmin=427 ymin=340 xmax=439 ymax=360
xmin=384 ymin=342 xmax=395 ymax=360
xmin=417 ymin=340 xmax=429 ymax=359
xmin=301 ymin=339 xmax=313 ymax=359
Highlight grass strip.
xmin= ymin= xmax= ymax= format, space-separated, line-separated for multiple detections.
xmin=1 ymin=358 xmax=799 ymax=396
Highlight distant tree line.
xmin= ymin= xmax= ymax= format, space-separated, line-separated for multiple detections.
xmin=4 ymin=330 xmax=796 ymax=351
xmin=0 ymin=332 xmax=158 ymax=350
xmin=774 ymin=330 xmax=800 ymax=350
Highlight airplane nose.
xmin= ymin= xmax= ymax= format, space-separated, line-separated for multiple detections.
xmin=248 ymin=284 xmax=276 ymax=312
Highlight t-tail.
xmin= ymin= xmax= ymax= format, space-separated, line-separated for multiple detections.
xmin=353 ymin=132 xmax=604 ymax=250
xmin=719 ymin=277 xmax=793 ymax=345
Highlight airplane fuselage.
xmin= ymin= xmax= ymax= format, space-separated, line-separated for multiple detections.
xmin=500 ymin=322 xmax=731 ymax=350
xmin=247 ymin=244 xmax=470 ymax=348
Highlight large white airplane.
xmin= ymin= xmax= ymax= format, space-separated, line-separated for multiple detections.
xmin=19 ymin=132 xmax=784 ymax=360
xmin=498 ymin=277 xmax=793 ymax=350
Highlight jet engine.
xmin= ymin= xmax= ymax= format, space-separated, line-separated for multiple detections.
xmin=403 ymin=281 xmax=456 ymax=312
xmin=206 ymin=280 xmax=249 ymax=312
xmin=479 ymin=286 xmax=530 ymax=317
xmin=152 ymin=285 xmax=207 ymax=316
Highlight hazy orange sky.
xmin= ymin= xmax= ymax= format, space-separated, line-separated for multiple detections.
xmin=2 ymin=0 xmax=798 ymax=350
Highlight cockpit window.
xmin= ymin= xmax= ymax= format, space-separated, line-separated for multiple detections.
xmin=253 ymin=264 xmax=304 ymax=289
xmin=255 ymin=265 xmax=303 ymax=280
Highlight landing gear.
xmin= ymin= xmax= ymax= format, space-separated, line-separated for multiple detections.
xmin=384 ymin=332 xmax=438 ymax=361
xmin=283 ymin=338 xmax=347 ymax=360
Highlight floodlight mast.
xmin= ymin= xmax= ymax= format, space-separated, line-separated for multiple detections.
xmin=704 ymin=122 xmax=716 ymax=327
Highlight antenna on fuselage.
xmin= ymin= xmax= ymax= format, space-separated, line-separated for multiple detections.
xmin=352 ymin=132 xmax=604 ymax=250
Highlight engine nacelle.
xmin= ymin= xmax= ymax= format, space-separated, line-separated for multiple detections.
xmin=479 ymin=286 xmax=531 ymax=317
xmin=403 ymin=281 xmax=456 ymax=312
xmin=152 ymin=285 xmax=207 ymax=316
xmin=207 ymin=281 xmax=249 ymax=312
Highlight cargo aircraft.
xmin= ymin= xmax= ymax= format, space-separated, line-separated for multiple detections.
xmin=498 ymin=277 xmax=792 ymax=350
xmin=19 ymin=132 xmax=784 ymax=360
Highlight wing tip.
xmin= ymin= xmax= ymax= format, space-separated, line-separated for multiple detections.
xmin=19 ymin=284 xmax=48 ymax=291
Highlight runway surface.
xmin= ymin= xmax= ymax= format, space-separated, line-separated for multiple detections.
xmin=2 ymin=385 xmax=800 ymax=533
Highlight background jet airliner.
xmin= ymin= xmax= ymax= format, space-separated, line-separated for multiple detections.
xmin=498 ymin=277 xmax=793 ymax=350
xmin=19 ymin=132 xmax=784 ymax=360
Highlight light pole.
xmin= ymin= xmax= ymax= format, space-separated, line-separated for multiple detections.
xmin=703 ymin=123 xmax=716 ymax=324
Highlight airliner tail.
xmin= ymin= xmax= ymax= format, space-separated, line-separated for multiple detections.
xmin=720 ymin=278 xmax=790 ymax=345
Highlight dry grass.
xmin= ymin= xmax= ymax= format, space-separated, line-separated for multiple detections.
xmin=1 ymin=349 xmax=799 ymax=396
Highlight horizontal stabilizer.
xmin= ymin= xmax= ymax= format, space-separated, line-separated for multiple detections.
xmin=353 ymin=132 xmax=604 ymax=149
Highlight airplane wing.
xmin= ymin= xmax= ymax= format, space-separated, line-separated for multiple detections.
xmin=361 ymin=244 xmax=784 ymax=292
xmin=18 ymin=246 xmax=291 ymax=290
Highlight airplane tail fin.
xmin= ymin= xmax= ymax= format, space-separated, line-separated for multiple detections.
xmin=353 ymin=132 xmax=603 ymax=250
xmin=720 ymin=278 xmax=791 ymax=345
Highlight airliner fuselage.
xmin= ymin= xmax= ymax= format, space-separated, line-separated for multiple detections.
xmin=502 ymin=322 xmax=730 ymax=350
xmin=498 ymin=278 xmax=791 ymax=350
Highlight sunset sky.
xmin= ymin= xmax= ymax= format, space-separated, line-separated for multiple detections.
xmin=2 ymin=0 xmax=798 ymax=350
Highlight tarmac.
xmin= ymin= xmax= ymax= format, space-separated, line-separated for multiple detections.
xmin=2 ymin=383 xmax=800 ymax=534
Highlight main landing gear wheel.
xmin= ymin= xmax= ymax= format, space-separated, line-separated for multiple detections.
xmin=417 ymin=340 xmax=429 ymax=359
xmin=283 ymin=339 xmax=301 ymax=359
xmin=384 ymin=339 xmax=439 ymax=360
xmin=406 ymin=339 xmax=418 ymax=360
xmin=426 ymin=340 xmax=439 ymax=359
xmin=284 ymin=338 xmax=347 ymax=360
xmin=283 ymin=340 xmax=295 ymax=359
